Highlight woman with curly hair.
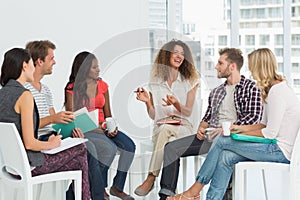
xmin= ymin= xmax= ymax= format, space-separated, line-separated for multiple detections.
xmin=134 ymin=39 xmax=200 ymax=196
xmin=65 ymin=51 xmax=135 ymax=200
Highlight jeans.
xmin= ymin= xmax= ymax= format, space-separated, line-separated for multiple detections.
xmin=85 ymin=130 xmax=136 ymax=191
xmin=86 ymin=141 xmax=105 ymax=200
xmin=159 ymin=135 xmax=212 ymax=199
xmin=38 ymin=131 xmax=57 ymax=141
xmin=196 ymin=135 xmax=290 ymax=200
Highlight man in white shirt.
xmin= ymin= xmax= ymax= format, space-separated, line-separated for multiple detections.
xmin=25 ymin=40 xmax=74 ymax=140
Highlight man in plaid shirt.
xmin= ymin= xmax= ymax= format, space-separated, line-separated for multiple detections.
xmin=158 ymin=48 xmax=263 ymax=200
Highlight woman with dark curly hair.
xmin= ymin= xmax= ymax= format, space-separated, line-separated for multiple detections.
xmin=65 ymin=51 xmax=136 ymax=200
xmin=134 ymin=40 xmax=200 ymax=196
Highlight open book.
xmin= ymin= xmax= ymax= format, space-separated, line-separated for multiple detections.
xmin=41 ymin=137 xmax=88 ymax=154
xmin=52 ymin=107 xmax=98 ymax=138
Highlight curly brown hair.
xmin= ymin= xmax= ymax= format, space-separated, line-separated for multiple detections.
xmin=151 ymin=40 xmax=199 ymax=84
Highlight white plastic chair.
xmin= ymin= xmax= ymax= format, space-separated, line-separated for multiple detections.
xmin=0 ymin=122 xmax=82 ymax=200
xmin=233 ymin=128 xmax=300 ymax=200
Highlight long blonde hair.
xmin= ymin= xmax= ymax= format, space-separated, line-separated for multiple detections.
xmin=151 ymin=40 xmax=199 ymax=84
xmin=248 ymin=48 xmax=284 ymax=103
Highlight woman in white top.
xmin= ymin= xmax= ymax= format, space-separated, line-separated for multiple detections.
xmin=134 ymin=39 xmax=200 ymax=196
xmin=166 ymin=48 xmax=300 ymax=200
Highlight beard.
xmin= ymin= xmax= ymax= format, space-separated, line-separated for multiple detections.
xmin=217 ymin=65 xmax=231 ymax=79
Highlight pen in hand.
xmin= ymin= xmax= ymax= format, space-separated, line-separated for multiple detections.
xmin=57 ymin=128 xmax=61 ymax=135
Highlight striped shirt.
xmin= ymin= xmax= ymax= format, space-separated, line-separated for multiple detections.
xmin=202 ymin=75 xmax=262 ymax=127
xmin=25 ymin=82 xmax=54 ymax=136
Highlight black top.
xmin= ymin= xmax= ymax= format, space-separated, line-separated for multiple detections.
xmin=0 ymin=79 xmax=44 ymax=166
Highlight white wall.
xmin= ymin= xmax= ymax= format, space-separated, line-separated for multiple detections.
xmin=0 ymin=0 xmax=148 ymax=110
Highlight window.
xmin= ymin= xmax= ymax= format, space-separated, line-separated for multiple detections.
xmin=259 ymin=35 xmax=270 ymax=45
xmin=205 ymin=48 xmax=214 ymax=56
xmin=275 ymin=48 xmax=283 ymax=56
xmin=292 ymin=48 xmax=300 ymax=56
xmin=241 ymin=9 xmax=252 ymax=19
xmin=183 ymin=0 xmax=299 ymax=99
xmin=257 ymin=8 xmax=266 ymax=19
xmin=241 ymin=0 xmax=252 ymax=6
xmin=205 ymin=61 xmax=215 ymax=71
xmin=269 ymin=8 xmax=282 ymax=18
xmin=292 ymin=34 xmax=300 ymax=45
xmin=292 ymin=63 xmax=300 ymax=72
xmin=274 ymin=34 xmax=283 ymax=45
xmin=293 ymin=79 xmax=300 ymax=87
xmin=218 ymin=35 xmax=227 ymax=46
xmin=278 ymin=63 xmax=284 ymax=73
xmin=258 ymin=0 xmax=267 ymax=4
xmin=245 ymin=35 xmax=255 ymax=45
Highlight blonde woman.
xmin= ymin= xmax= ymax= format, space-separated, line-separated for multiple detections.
xmin=134 ymin=39 xmax=200 ymax=196
xmin=167 ymin=48 xmax=300 ymax=200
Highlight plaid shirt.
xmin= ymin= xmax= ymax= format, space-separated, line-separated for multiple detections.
xmin=202 ymin=75 xmax=262 ymax=127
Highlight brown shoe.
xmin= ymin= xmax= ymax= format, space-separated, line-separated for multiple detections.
xmin=134 ymin=183 xmax=154 ymax=196
xmin=110 ymin=186 xmax=134 ymax=200
xmin=134 ymin=173 xmax=155 ymax=196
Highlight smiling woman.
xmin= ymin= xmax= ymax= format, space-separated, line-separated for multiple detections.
xmin=134 ymin=39 xmax=200 ymax=196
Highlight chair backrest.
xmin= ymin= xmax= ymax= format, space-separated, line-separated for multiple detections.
xmin=0 ymin=122 xmax=32 ymax=183
xmin=290 ymin=128 xmax=300 ymax=200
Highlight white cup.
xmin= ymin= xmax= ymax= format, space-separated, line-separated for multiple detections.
xmin=103 ymin=117 xmax=117 ymax=133
xmin=222 ymin=121 xmax=231 ymax=136
xmin=205 ymin=127 xmax=216 ymax=142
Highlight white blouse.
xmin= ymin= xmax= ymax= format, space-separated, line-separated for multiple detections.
xmin=261 ymin=81 xmax=300 ymax=160
xmin=149 ymin=75 xmax=200 ymax=123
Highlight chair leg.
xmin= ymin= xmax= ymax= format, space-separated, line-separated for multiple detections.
xmin=74 ymin=179 xmax=82 ymax=200
xmin=262 ymin=169 xmax=268 ymax=200
xmin=182 ymin=157 xmax=187 ymax=190
xmin=128 ymin=168 xmax=132 ymax=195
xmin=25 ymin=184 xmax=33 ymax=200
xmin=194 ymin=156 xmax=199 ymax=176
xmin=35 ymin=183 xmax=42 ymax=200
xmin=234 ymin=165 xmax=247 ymax=200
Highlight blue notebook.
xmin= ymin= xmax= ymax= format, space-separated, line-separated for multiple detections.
xmin=231 ymin=134 xmax=277 ymax=144
xmin=52 ymin=108 xmax=98 ymax=139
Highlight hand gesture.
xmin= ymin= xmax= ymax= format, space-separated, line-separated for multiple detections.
xmin=51 ymin=111 xmax=75 ymax=124
xmin=72 ymin=128 xmax=84 ymax=138
xmin=107 ymin=127 xmax=118 ymax=138
xmin=230 ymin=125 xmax=243 ymax=133
xmin=135 ymin=87 xmax=150 ymax=103
xmin=162 ymin=94 xmax=178 ymax=106
xmin=48 ymin=134 xmax=62 ymax=148
xmin=196 ymin=126 xmax=206 ymax=140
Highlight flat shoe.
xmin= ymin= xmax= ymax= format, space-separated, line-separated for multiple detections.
xmin=134 ymin=183 xmax=154 ymax=196
xmin=109 ymin=187 xmax=134 ymax=200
